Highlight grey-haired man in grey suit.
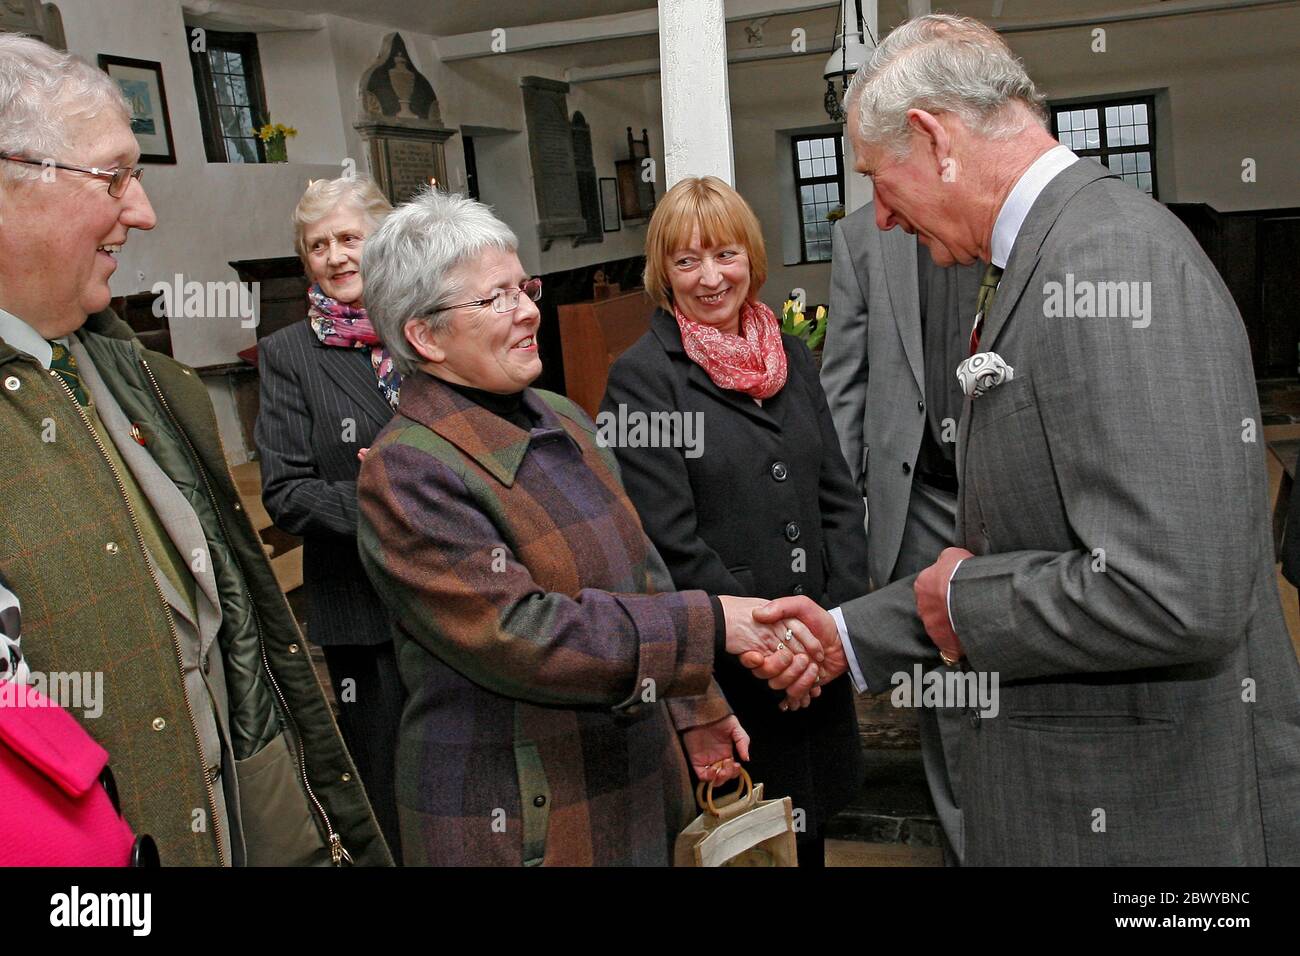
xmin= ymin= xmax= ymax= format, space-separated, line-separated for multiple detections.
xmin=756 ymin=13 xmax=1300 ymax=864
xmin=821 ymin=208 xmax=980 ymax=863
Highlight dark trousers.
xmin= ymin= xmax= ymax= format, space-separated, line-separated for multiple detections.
xmin=320 ymin=642 xmax=404 ymax=864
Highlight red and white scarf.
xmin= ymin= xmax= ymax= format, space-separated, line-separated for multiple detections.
xmin=674 ymin=298 xmax=788 ymax=400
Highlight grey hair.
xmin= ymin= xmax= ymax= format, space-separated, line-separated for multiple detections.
xmin=361 ymin=187 xmax=519 ymax=376
xmin=292 ymin=176 xmax=394 ymax=263
xmin=0 ymin=34 xmax=130 ymax=183
xmin=845 ymin=14 xmax=1047 ymax=157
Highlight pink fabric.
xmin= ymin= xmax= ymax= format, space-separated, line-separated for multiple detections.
xmin=0 ymin=684 xmax=136 ymax=866
xmin=673 ymin=298 xmax=789 ymax=400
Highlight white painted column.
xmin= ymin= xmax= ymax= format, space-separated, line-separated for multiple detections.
xmin=658 ymin=0 xmax=734 ymax=187
xmin=843 ymin=0 xmax=880 ymax=214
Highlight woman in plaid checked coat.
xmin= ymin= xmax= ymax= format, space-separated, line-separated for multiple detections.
xmin=355 ymin=189 xmax=823 ymax=866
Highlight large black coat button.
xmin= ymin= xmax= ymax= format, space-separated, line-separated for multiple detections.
xmin=771 ymin=461 xmax=789 ymax=481
xmin=784 ymin=522 xmax=801 ymax=542
xmin=902 ymin=462 xmax=912 ymax=474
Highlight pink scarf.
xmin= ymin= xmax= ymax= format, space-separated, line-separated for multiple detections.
xmin=674 ymin=298 xmax=788 ymax=399
xmin=307 ymin=284 xmax=401 ymax=408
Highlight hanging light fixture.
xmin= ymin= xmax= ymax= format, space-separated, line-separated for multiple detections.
xmin=823 ymin=0 xmax=873 ymax=122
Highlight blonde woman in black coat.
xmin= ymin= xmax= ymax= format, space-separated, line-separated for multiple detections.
xmin=601 ymin=176 xmax=869 ymax=866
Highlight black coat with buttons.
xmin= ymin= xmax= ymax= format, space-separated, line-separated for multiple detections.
xmin=601 ymin=308 xmax=869 ymax=833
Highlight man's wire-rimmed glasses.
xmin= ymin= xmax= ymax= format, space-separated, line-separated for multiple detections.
xmin=0 ymin=153 xmax=144 ymax=198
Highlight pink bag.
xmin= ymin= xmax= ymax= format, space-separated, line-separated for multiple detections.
xmin=0 ymin=683 xmax=140 ymax=867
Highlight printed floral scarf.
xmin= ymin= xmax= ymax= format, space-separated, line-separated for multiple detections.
xmin=307 ymin=284 xmax=401 ymax=408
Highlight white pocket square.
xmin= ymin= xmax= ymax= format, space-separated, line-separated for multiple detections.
xmin=956 ymin=352 xmax=1014 ymax=398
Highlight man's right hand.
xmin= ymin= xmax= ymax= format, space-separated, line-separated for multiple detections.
xmin=752 ymin=596 xmax=848 ymax=686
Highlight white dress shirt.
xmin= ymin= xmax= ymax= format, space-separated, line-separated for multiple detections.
xmin=834 ymin=144 xmax=1079 ymax=693
xmin=0 ymin=307 xmax=54 ymax=369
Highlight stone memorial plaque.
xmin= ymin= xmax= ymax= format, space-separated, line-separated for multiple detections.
xmin=571 ymin=112 xmax=602 ymax=245
xmin=385 ymin=138 xmax=438 ymax=204
xmin=521 ymin=76 xmax=586 ymax=248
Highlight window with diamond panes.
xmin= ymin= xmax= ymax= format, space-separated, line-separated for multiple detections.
xmin=1050 ymin=97 xmax=1157 ymax=197
xmin=188 ymin=29 xmax=270 ymax=164
xmin=793 ymin=134 xmax=845 ymax=263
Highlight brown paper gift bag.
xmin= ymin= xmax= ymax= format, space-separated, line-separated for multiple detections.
xmin=674 ymin=767 xmax=798 ymax=867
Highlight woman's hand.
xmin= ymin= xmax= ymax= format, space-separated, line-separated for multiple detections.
xmin=682 ymin=715 xmax=751 ymax=784
xmin=719 ymin=596 xmax=825 ymax=708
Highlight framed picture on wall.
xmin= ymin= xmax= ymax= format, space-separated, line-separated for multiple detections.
xmin=97 ymin=55 xmax=177 ymax=164
xmin=600 ymin=177 xmax=621 ymax=233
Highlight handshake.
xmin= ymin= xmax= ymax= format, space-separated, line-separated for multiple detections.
xmin=719 ymin=596 xmax=846 ymax=711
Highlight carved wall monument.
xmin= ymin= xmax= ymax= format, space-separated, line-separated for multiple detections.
xmin=354 ymin=33 xmax=456 ymax=205
xmin=0 ymin=0 xmax=45 ymax=39
xmin=571 ymin=112 xmax=603 ymax=247
xmin=520 ymin=76 xmax=586 ymax=250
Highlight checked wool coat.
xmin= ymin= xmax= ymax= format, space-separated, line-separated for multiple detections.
xmin=357 ymin=372 xmax=729 ymax=866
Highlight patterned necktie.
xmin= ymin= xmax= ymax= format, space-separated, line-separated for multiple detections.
xmin=969 ymin=262 xmax=1005 ymax=356
xmin=49 ymin=342 xmax=90 ymax=406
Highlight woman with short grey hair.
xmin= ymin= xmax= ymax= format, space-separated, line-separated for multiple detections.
xmin=355 ymin=188 xmax=823 ymax=866
xmin=254 ymin=175 xmax=403 ymax=859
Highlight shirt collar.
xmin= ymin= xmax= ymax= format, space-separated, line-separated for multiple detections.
xmin=990 ymin=145 xmax=1079 ymax=269
xmin=0 ymin=308 xmax=55 ymax=369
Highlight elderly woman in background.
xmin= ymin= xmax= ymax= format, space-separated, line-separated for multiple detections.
xmin=255 ymin=176 xmax=403 ymax=860
xmin=355 ymin=188 xmax=822 ymax=866
xmin=601 ymin=176 xmax=869 ymax=867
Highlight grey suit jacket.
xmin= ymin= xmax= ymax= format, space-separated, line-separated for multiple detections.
xmin=821 ymin=204 xmax=943 ymax=590
xmin=839 ymin=159 xmax=1300 ymax=865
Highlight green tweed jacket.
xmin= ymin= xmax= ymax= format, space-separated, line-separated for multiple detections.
xmin=357 ymin=372 xmax=730 ymax=866
xmin=0 ymin=309 xmax=390 ymax=866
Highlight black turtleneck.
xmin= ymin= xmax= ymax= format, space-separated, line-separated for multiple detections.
xmin=442 ymin=379 xmax=539 ymax=431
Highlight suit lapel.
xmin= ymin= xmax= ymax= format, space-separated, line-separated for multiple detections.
xmin=311 ymin=338 xmax=395 ymax=431
xmin=955 ymin=158 xmax=1118 ymax=531
xmin=879 ymin=224 xmax=925 ymax=394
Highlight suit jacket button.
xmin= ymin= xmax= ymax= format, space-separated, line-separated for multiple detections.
xmin=792 ymin=584 xmax=804 ymax=595
xmin=917 ymin=400 xmax=925 ymax=412
xmin=902 ymin=462 xmax=911 ymax=474
xmin=533 ymin=795 xmax=547 ymax=808
xmin=784 ymin=522 xmax=801 ymax=542
xmin=151 ymin=717 xmax=166 ymax=732
xmin=770 ymin=461 xmax=788 ymax=481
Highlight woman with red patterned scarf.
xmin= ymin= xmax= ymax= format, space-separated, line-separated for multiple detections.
xmin=602 ymin=176 xmax=870 ymax=867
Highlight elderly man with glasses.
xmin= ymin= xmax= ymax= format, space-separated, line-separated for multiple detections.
xmin=0 ymin=34 xmax=390 ymax=867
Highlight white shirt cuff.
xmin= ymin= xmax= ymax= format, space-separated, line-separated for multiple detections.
xmin=945 ymin=558 xmax=966 ymax=642
xmin=829 ymin=606 xmax=868 ymax=694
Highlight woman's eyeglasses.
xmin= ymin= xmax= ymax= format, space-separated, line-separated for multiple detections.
xmin=0 ymin=154 xmax=144 ymax=199
xmin=436 ymin=277 xmax=543 ymax=315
